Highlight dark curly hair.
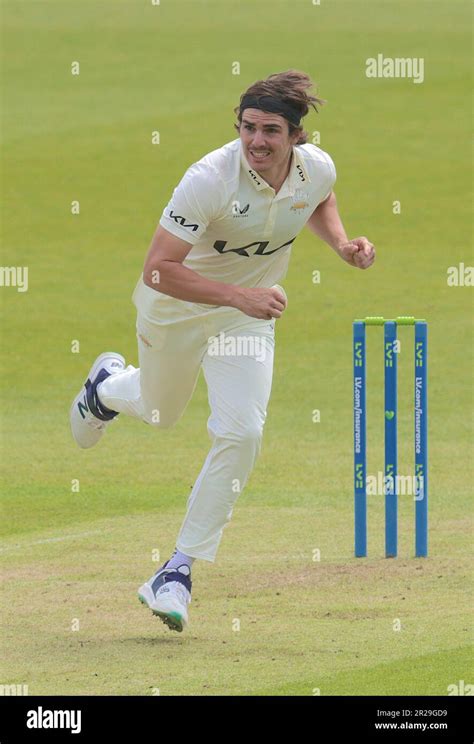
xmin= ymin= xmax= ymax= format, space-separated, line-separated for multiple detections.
xmin=234 ymin=69 xmax=326 ymax=145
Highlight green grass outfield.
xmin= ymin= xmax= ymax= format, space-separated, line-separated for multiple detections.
xmin=1 ymin=0 xmax=472 ymax=695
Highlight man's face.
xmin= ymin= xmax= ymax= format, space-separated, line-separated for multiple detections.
xmin=239 ymin=108 xmax=299 ymax=174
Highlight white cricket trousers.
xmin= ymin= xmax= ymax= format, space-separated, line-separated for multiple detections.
xmin=98 ymin=279 xmax=276 ymax=562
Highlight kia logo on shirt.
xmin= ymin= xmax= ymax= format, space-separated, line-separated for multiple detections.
xmin=248 ymin=169 xmax=262 ymax=186
xmin=169 ymin=210 xmax=199 ymax=231
xmin=296 ymin=163 xmax=306 ymax=182
xmin=213 ymin=236 xmax=296 ymax=257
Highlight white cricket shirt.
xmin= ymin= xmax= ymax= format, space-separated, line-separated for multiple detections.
xmin=133 ymin=137 xmax=336 ymax=321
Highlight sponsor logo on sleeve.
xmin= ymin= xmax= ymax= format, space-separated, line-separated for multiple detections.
xmin=168 ymin=210 xmax=199 ymax=232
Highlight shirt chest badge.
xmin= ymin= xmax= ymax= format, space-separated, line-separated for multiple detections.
xmin=232 ymin=201 xmax=250 ymax=218
xmin=290 ymin=188 xmax=310 ymax=212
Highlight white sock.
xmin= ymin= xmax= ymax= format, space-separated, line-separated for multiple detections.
xmin=166 ymin=549 xmax=195 ymax=574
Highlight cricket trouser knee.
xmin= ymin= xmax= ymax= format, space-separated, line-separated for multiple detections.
xmin=176 ymin=423 xmax=265 ymax=562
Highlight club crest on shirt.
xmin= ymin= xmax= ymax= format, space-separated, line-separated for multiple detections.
xmin=232 ymin=201 xmax=250 ymax=218
xmin=290 ymin=188 xmax=310 ymax=211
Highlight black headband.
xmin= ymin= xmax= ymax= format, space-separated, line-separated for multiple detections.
xmin=239 ymin=94 xmax=301 ymax=126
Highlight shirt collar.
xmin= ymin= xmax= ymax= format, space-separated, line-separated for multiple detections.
xmin=239 ymin=140 xmax=311 ymax=197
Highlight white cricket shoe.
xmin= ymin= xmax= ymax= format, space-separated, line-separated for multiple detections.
xmin=70 ymin=352 xmax=125 ymax=449
xmin=138 ymin=563 xmax=192 ymax=633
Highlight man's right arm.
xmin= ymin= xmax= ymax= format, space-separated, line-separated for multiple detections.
xmin=143 ymin=225 xmax=238 ymax=307
xmin=142 ymin=225 xmax=287 ymax=319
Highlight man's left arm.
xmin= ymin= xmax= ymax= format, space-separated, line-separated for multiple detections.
xmin=306 ymin=191 xmax=375 ymax=270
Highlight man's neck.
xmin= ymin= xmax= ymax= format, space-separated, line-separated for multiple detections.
xmin=260 ymin=149 xmax=294 ymax=194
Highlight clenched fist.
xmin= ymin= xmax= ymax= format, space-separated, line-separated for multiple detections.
xmin=339 ymin=237 xmax=376 ymax=269
xmin=233 ymin=285 xmax=288 ymax=320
